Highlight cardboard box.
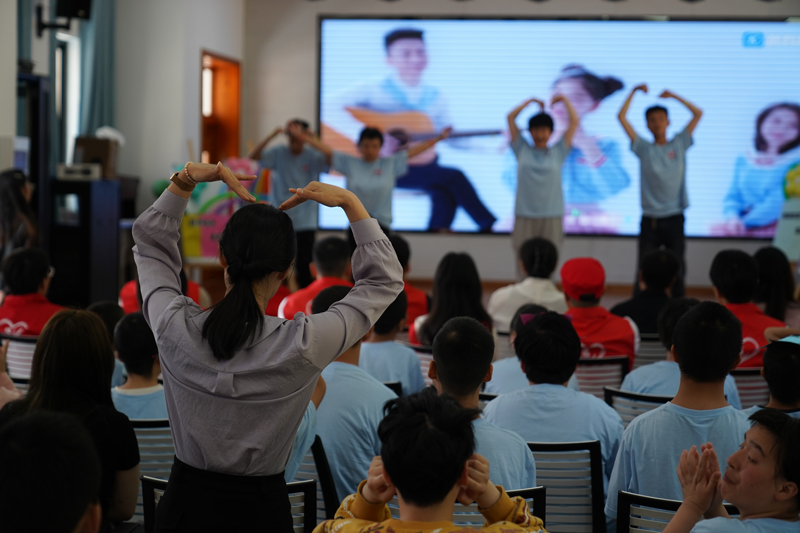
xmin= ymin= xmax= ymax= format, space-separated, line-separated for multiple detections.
xmin=73 ymin=137 xmax=118 ymax=178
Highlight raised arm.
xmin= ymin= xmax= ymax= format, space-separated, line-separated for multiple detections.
xmin=660 ymin=90 xmax=703 ymax=135
xmin=290 ymin=123 xmax=333 ymax=164
xmin=246 ymin=126 xmax=283 ymax=159
xmin=552 ymin=94 xmax=579 ymax=147
xmin=406 ymin=127 xmax=452 ymax=159
xmin=618 ymin=84 xmax=647 ymax=143
xmin=507 ymin=98 xmax=543 ymax=142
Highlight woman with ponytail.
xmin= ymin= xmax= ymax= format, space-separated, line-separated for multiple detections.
xmin=132 ymin=162 xmax=403 ymax=532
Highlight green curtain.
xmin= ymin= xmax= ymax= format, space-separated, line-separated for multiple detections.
xmin=78 ymin=0 xmax=116 ymax=135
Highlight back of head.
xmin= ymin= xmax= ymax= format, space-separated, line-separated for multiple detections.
xmin=0 ymin=411 xmax=101 ymax=533
xmin=747 ymin=408 xmax=800 ymax=512
xmin=520 ymin=237 xmax=558 ymax=279
xmin=358 ymin=127 xmax=384 ymax=146
xmin=657 ymin=297 xmax=700 ymax=351
xmin=763 ymin=340 xmax=800 ymax=406
xmin=753 ymin=246 xmax=794 ymax=321
xmin=378 ymin=388 xmax=480 ymax=507
xmin=672 ymin=301 xmax=742 ymax=382
xmin=645 ymin=105 xmax=668 ymax=119
xmin=312 ymin=236 xmax=350 ymax=278
xmin=311 ymin=285 xmax=352 ymax=315
xmin=289 ymin=118 xmax=310 ymax=131
xmin=384 ymin=28 xmax=423 ymax=49
xmin=560 ymin=257 xmax=605 ymax=305
xmin=509 ymin=303 xmax=548 ymax=337
xmin=528 ymin=113 xmax=554 ymax=131
xmin=114 ymin=312 xmax=158 ymax=378
xmin=0 ymin=168 xmax=33 ymax=244
xmin=86 ymin=301 xmax=125 ymax=348
xmin=641 ymin=249 xmax=680 ymax=292
xmin=374 ymin=291 xmax=407 ymax=335
xmin=388 ymin=234 xmax=410 ymax=270
xmin=709 ymin=250 xmax=758 ymax=303
xmin=515 ymin=311 xmax=581 ymax=384
xmin=555 ymin=64 xmax=623 ymax=102
xmin=1 ymin=248 xmax=49 ymax=295
xmin=202 ymin=203 xmax=295 ymax=361
xmin=432 ymin=317 xmax=494 ymax=397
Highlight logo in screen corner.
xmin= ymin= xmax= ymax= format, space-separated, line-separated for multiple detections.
xmin=742 ymin=32 xmax=765 ymax=48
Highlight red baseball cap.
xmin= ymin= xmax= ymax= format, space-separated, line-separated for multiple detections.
xmin=560 ymin=258 xmax=605 ymax=301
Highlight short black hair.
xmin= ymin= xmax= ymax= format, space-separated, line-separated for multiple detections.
xmin=657 ymin=297 xmax=700 ymax=351
xmin=709 ymin=250 xmax=758 ymax=303
xmin=0 ymin=411 xmax=101 ymax=532
xmin=384 ymin=28 xmax=423 ymax=49
xmin=516 ymin=311 xmax=581 ymax=384
xmin=520 ymin=237 xmax=558 ymax=278
xmin=374 ymin=291 xmax=407 ymax=335
xmin=641 ymin=249 xmax=680 ymax=292
xmin=509 ymin=303 xmax=548 ymax=336
xmin=378 ymin=388 xmax=479 ymax=507
xmin=358 ymin=127 xmax=384 ymax=147
xmin=310 ymin=285 xmax=352 ymax=315
xmin=646 ymin=105 xmax=668 ymax=119
xmin=763 ymin=341 xmax=800 ymax=406
xmin=672 ymin=301 xmax=742 ymax=383
xmin=528 ymin=113 xmax=554 ymax=131
xmin=87 ymin=301 xmax=125 ymax=348
xmin=748 ymin=408 xmax=800 ymax=512
xmin=312 ymin=236 xmax=351 ymax=278
xmin=388 ymin=234 xmax=410 ymax=270
xmin=114 ymin=312 xmax=158 ymax=378
xmin=432 ymin=317 xmax=494 ymax=398
xmin=289 ymin=118 xmax=310 ymax=130
xmin=1 ymin=248 xmax=49 ymax=295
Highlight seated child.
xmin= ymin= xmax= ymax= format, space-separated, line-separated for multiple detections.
xmin=388 ymin=234 xmax=429 ymax=326
xmin=314 ymin=388 xmax=545 ymax=532
xmin=484 ymin=311 xmax=623 ymax=494
xmin=488 ymin=237 xmax=567 ymax=333
xmin=429 ymin=316 xmax=537 ymax=490
xmin=279 ymin=236 xmax=353 ymax=318
xmin=664 ymin=409 xmax=799 ymax=532
xmin=605 ymin=302 xmax=751 ymax=521
xmin=742 ymin=337 xmax=800 ymax=419
xmin=710 ymin=249 xmax=785 ymax=367
xmin=312 ymin=286 xmax=397 ymax=501
xmin=110 ymin=311 xmax=168 ymax=419
xmin=360 ymin=291 xmax=425 ymax=396
xmin=620 ymin=298 xmax=741 ymax=409
xmin=0 ymin=248 xmax=62 ymax=336
xmin=611 ymin=249 xmax=680 ymax=334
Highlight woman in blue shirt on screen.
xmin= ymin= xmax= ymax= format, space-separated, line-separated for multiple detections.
xmin=719 ymin=102 xmax=800 ymax=237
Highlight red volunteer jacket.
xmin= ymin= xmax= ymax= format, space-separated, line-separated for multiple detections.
xmin=119 ymin=279 xmax=204 ymax=314
xmin=404 ymin=282 xmax=428 ymax=326
xmin=265 ymin=284 xmax=291 ymax=317
xmin=566 ymin=306 xmax=637 ymax=369
xmin=725 ymin=302 xmax=785 ymax=368
xmin=0 ymin=293 xmax=64 ymax=336
xmin=279 ymin=277 xmax=354 ymax=318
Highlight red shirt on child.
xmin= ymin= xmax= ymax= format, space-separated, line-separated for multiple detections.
xmin=404 ymin=282 xmax=428 ymax=326
xmin=279 ymin=277 xmax=354 ymax=318
xmin=725 ymin=302 xmax=785 ymax=368
xmin=0 ymin=293 xmax=64 ymax=336
xmin=566 ymin=306 xmax=638 ymax=369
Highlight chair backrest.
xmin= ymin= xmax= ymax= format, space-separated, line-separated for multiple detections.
xmin=495 ymin=331 xmax=516 ymax=361
xmin=388 ymin=486 xmax=546 ymax=527
xmin=478 ymin=392 xmax=498 ymax=410
xmin=292 ymin=435 xmax=340 ymax=521
xmin=10 ymin=376 xmax=29 ymax=394
xmin=603 ymin=387 xmax=672 ymax=429
xmin=131 ymin=419 xmax=175 ymax=524
xmin=0 ymin=333 xmax=38 ymax=380
xmin=635 ymin=334 xmax=666 ymax=369
xmin=730 ymin=368 xmax=769 ymax=410
xmin=574 ymin=357 xmax=630 ymax=400
xmin=616 ymin=490 xmax=740 ymax=532
xmin=405 ymin=343 xmax=434 ymax=387
xmin=383 ymin=381 xmax=402 ymax=397
xmin=527 ymin=440 xmax=605 ymax=533
xmin=141 ymin=476 xmax=167 ymax=533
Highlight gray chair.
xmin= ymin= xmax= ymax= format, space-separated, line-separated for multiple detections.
xmin=10 ymin=376 xmax=29 ymax=394
xmin=616 ymin=490 xmax=739 ymax=532
xmin=527 ymin=440 xmax=606 ymax=533
xmin=494 ymin=331 xmax=516 ymax=361
xmin=383 ymin=381 xmax=402 ymax=397
xmin=603 ymin=387 xmax=672 ymax=429
xmin=634 ymin=333 xmax=666 ymax=369
xmin=0 ymin=332 xmax=38 ymax=380
xmin=131 ymin=419 xmax=175 ymax=524
xmin=292 ymin=435 xmax=340 ymax=521
xmin=574 ymin=357 xmax=630 ymax=400
xmin=730 ymin=368 xmax=769 ymax=410
xmin=478 ymin=392 xmax=498 ymax=410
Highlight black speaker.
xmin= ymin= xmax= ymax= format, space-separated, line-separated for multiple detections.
xmin=56 ymin=0 xmax=92 ymax=20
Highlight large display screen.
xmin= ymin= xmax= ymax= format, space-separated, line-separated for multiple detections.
xmin=318 ymin=18 xmax=800 ymax=237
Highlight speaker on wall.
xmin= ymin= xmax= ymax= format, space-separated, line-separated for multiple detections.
xmin=56 ymin=0 xmax=92 ymax=20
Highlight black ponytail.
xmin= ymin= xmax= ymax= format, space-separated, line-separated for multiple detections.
xmin=202 ymin=203 xmax=296 ymax=361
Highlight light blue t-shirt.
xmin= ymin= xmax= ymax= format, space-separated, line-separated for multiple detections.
xmin=285 ymin=402 xmax=316 ymax=482
xmin=691 ymin=517 xmax=800 ymax=532
xmin=111 ymin=385 xmax=168 ymax=420
xmin=742 ymin=405 xmax=800 ymax=420
xmin=359 ymin=341 xmax=425 ymax=397
xmin=605 ymin=402 xmax=751 ymax=520
xmin=483 ymin=383 xmax=623 ymax=495
xmin=316 ymin=361 xmax=397 ymax=501
xmin=483 ymin=358 xmax=579 ymax=395
xmin=620 ymin=361 xmax=742 ymax=410
xmin=112 ymin=359 xmax=126 ymax=388
xmin=632 ymin=127 xmax=693 ymax=218
xmin=473 ymin=417 xmax=537 ymax=491
xmin=260 ymin=145 xmax=328 ymax=231
xmin=511 ymin=136 xmax=570 ymax=218
xmin=723 ymin=154 xmax=799 ymax=229
xmin=331 ymin=151 xmax=409 ymax=227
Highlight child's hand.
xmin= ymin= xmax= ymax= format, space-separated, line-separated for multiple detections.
xmin=457 ymin=454 xmax=501 ymax=509
xmin=528 ymin=98 xmax=545 ymax=110
xmin=440 ymin=127 xmax=453 ymax=140
xmin=634 ymin=84 xmax=648 ymax=94
xmin=551 ymin=95 xmax=566 ymax=105
xmin=660 ymin=89 xmax=675 ymax=99
xmin=286 ymin=122 xmax=306 ymax=140
xmin=676 ymin=445 xmax=721 ymax=517
xmin=362 ymin=456 xmax=395 ymax=504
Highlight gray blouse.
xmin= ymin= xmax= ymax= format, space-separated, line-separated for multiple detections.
xmin=132 ymin=191 xmax=403 ymax=476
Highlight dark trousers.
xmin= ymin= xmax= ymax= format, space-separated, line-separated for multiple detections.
xmin=295 ymin=230 xmax=316 ymax=289
xmin=634 ymin=214 xmax=686 ymax=298
xmin=397 ymin=160 xmax=496 ymax=231
xmin=154 ymin=457 xmax=292 ymax=533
